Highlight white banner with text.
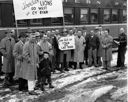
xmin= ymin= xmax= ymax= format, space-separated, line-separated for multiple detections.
xmin=58 ymin=36 xmax=75 ymax=51
xmin=13 ymin=0 xmax=63 ymax=20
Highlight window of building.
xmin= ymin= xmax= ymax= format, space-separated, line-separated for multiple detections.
xmin=64 ymin=8 xmax=74 ymax=25
xmin=90 ymin=9 xmax=98 ymax=24
xmin=123 ymin=10 xmax=126 ymax=23
xmin=0 ymin=9 xmax=1 ymax=26
xmin=80 ymin=8 xmax=89 ymax=24
xmin=63 ymin=0 xmax=74 ymax=3
xmin=75 ymin=0 xmax=80 ymax=3
xmin=51 ymin=17 xmax=62 ymax=25
xmin=17 ymin=20 xmax=28 ymax=26
xmin=112 ymin=9 xmax=118 ymax=23
xmin=103 ymin=9 xmax=110 ymax=23
xmin=30 ymin=19 xmax=42 ymax=25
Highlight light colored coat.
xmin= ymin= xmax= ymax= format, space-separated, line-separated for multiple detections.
xmin=38 ymin=40 xmax=53 ymax=55
xmin=21 ymin=41 xmax=39 ymax=81
xmin=0 ymin=37 xmax=15 ymax=73
xmin=97 ymin=32 xmax=103 ymax=57
xmin=101 ymin=35 xmax=113 ymax=61
xmin=74 ymin=36 xmax=85 ymax=62
xmin=13 ymin=40 xmax=24 ymax=79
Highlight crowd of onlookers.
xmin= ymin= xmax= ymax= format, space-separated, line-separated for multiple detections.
xmin=0 ymin=26 xmax=127 ymax=95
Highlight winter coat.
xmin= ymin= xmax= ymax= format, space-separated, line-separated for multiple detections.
xmin=38 ymin=40 xmax=53 ymax=55
xmin=101 ymin=35 xmax=113 ymax=61
xmin=13 ymin=40 xmax=24 ymax=79
xmin=0 ymin=37 xmax=15 ymax=73
xmin=21 ymin=41 xmax=39 ymax=81
xmin=118 ymin=33 xmax=127 ymax=49
xmin=86 ymin=34 xmax=100 ymax=50
xmin=39 ymin=58 xmax=52 ymax=76
xmin=97 ymin=32 xmax=103 ymax=57
xmin=74 ymin=36 xmax=85 ymax=62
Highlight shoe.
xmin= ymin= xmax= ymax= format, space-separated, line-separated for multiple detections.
xmin=45 ymin=82 xmax=48 ymax=85
xmin=19 ymin=89 xmax=28 ymax=92
xmin=2 ymin=84 xmax=9 ymax=88
xmin=28 ymin=91 xmax=38 ymax=95
xmin=65 ymin=68 xmax=69 ymax=71
xmin=49 ymin=85 xmax=54 ymax=88
xmin=41 ymin=87 xmax=45 ymax=91
xmin=94 ymin=64 xmax=98 ymax=67
xmin=88 ymin=65 xmax=92 ymax=67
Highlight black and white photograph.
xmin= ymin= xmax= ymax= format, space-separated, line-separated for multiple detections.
xmin=0 ymin=0 xmax=127 ymax=102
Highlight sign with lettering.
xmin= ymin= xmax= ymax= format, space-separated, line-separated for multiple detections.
xmin=58 ymin=36 xmax=75 ymax=50
xmin=13 ymin=0 xmax=63 ymax=20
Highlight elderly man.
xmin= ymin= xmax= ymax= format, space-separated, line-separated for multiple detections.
xmin=21 ymin=32 xmax=39 ymax=95
xmin=38 ymin=34 xmax=53 ymax=57
xmin=74 ymin=30 xmax=86 ymax=69
xmin=101 ymin=29 xmax=113 ymax=70
xmin=115 ymin=28 xmax=127 ymax=68
xmin=0 ymin=29 xmax=15 ymax=87
xmin=13 ymin=32 xmax=27 ymax=91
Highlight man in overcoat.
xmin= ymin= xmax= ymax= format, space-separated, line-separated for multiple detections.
xmin=74 ymin=30 xmax=86 ymax=69
xmin=0 ymin=29 xmax=15 ymax=87
xmin=21 ymin=33 xmax=39 ymax=95
xmin=13 ymin=32 xmax=27 ymax=91
xmin=101 ymin=29 xmax=113 ymax=70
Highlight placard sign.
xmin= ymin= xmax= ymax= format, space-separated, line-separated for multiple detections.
xmin=58 ymin=36 xmax=75 ymax=50
xmin=13 ymin=0 xmax=63 ymax=20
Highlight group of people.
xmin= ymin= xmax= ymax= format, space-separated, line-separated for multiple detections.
xmin=0 ymin=26 xmax=127 ymax=95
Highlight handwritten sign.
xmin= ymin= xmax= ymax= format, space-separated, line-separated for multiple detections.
xmin=58 ymin=36 xmax=75 ymax=50
xmin=13 ymin=0 xmax=63 ymax=20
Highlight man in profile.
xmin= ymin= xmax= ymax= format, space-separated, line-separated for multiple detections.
xmin=115 ymin=28 xmax=127 ymax=68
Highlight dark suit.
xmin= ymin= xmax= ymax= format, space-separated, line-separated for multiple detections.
xmin=117 ymin=33 xmax=127 ymax=67
xmin=86 ymin=34 xmax=100 ymax=66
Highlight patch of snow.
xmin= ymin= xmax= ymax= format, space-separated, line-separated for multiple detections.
xmin=53 ymin=69 xmax=104 ymax=89
xmin=89 ymin=85 xmax=115 ymax=102
xmin=111 ymin=87 xmax=127 ymax=100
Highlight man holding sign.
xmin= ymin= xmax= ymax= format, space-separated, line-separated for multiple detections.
xmin=58 ymin=29 xmax=75 ymax=72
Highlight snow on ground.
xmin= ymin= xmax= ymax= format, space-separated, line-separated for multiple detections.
xmin=0 ymin=51 xmax=127 ymax=102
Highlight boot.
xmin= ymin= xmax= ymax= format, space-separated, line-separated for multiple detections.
xmin=73 ymin=62 xmax=77 ymax=69
xmin=49 ymin=84 xmax=54 ymax=88
xmin=79 ymin=62 xmax=83 ymax=69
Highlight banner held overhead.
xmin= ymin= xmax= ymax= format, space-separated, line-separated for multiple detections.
xmin=13 ymin=0 xmax=63 ymax=20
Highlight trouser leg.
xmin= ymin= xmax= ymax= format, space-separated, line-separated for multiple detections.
xmin=88 ymin=48 xmax=93 ymax=66
xmin=28 ymin=80 xmax=36 ymax=91
xmin=103 ymin=61 xmax=107 ymax=69
xmin=3 ymin=73 xmax=10 ymax=86
xmin=79 ymin=62 xmax=84 ymax=69
xmin=97 ymin=56 xmax=102 ymax=66
xmin=120 ymin=49 xmax=126 ymax=67
xmin=73 ymin=62 xmax=77 ymax=69
xmin=47 ymin=75 xmax=52 ymax=85
xmin=40 ymin=76 xmax=46 ymax=90
xmin=19 ymin=78 xmax=27 ymax=91
xmin=107 ymin=61 xmax=111 ymax=68
xmin=93 ymin=49 xmax=98 ymax=67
